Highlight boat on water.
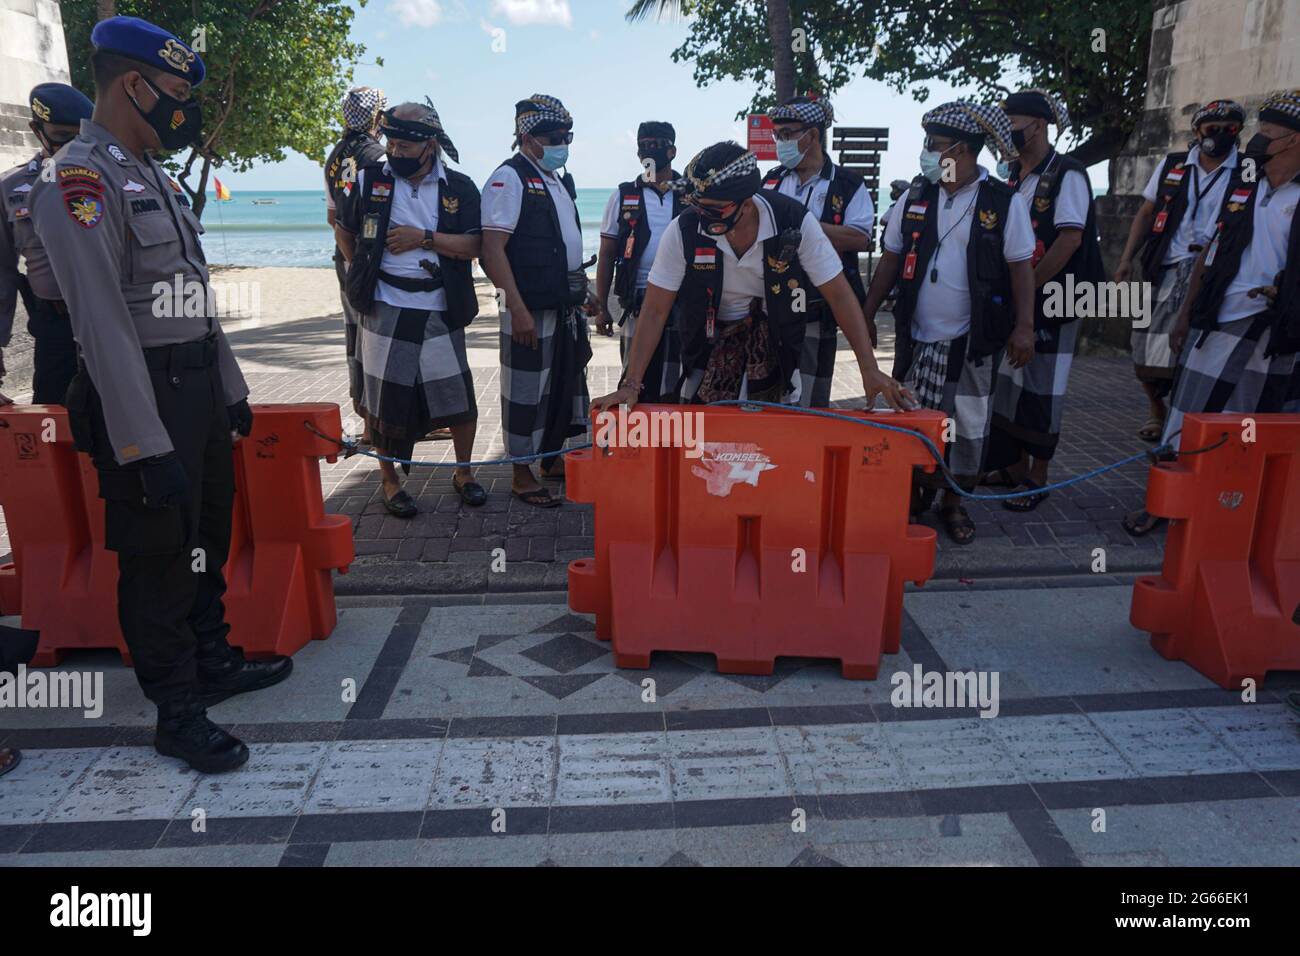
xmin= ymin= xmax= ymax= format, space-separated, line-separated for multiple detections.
xmin=251 ymin=198 xmax=278 ymax=205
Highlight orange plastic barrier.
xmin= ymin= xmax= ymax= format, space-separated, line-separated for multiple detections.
xmin=1130 ymin=412 xmax=1300 ymax=688
xmin=567 ymin=405 xmax=946 ymax=678
xmin=0 ymin=404 xmax=354 ymax=666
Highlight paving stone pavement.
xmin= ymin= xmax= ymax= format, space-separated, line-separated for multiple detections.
xmin=2 ymin=586 xmax=1297 ymax=866
xmin=0 ymin=309 xmax=1166 ymax=589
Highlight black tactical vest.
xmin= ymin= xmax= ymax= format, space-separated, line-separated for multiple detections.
xmin=675 ymin=191 xmax=814 ymax=393
xmin=344 ymin=165 xmax=481 ymax=330
xmin=1010 ymin=149 xmax=1106 ymax=328
xmin=762 ymin=157 xmax=869 ymax=304
xmin=1138 ymin=151 xmax=1193 ymax=276
xmin=326 ymin=132 xmax=386 ymax=270
xmin=501 ymin=153 xmax=580 ymax=311
xmin=890 ymin=175 xmax=1017 ymax=371
xmin=612 ymin=175 xmax=683 ymax=307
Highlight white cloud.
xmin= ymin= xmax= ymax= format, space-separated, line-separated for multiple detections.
xmin=491 ymin=0 xmax=573 ymax=28
xmin=390 ymin=0 xmax=444 ymax=28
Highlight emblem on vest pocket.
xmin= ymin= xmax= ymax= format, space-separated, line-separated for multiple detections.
xmin=441 ymin=195 xmax=459 ymax=214
xmin=979 ymin=209 xmax=999 ymax=229
xmin=766 ymin=254 xmax=790 ymax=274
xmin=362 ymin=213 xmax=380 ymax=240
xmin=1033 ymin=197 xmax=1051 ymax=213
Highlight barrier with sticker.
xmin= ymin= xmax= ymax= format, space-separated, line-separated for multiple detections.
xmin=567 ymin=404 xmax=947 ymax=678
xmin=1130 ymin=412 xmax=1300 ymax=688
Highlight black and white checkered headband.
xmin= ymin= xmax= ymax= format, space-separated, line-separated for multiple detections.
xmin=922 ymin=101 xmax=1018 ymax=161
xmin=677 ymin=144 xmax=760 ymax=199
xmin=1259 ymin=89 xmax=1300 ymax=132
xmin=1192 ymin=99 xmax=1245 ymax=128
xmin=379 ymin=100 xmax=459 ymax=163
xmin=342 ymin=87 xmax=386 ymax=132
xmin=1024 ymin=88 xmax=1070 ymax=131
xmin=769 ymin=97 xmax=834 ymax=127
xmin=515 ymin=94 xmax=572 ymax=137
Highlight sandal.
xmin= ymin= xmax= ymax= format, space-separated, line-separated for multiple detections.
xmin=1137 ymin=417 xmax=1164 ymax=443
xmin=1002 ymin=479 xmax=1050 ymax=512
xmin=939 ymin=505 xmax=976 ymax=545
xmin=1121 ymin=508 xmax=1166 ymax=537
xmin=512 ymin=487 xmax=561 ymax=508
xmin=382 ymin=488 xmax=418 ymax=518
xmin=453 ymin=475 xmax=488 ymax=507
xmin=982 ymin=467 xmax=1020 ymax=488
xmin=0 ymin=748 xmax=21 ymax=778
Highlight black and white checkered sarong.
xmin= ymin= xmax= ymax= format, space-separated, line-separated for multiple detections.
xmin=901 ymin=335 xmax=998 ymax=482
xmin=795 ymin=306 xmax=839 ymax=408
xmin=501 ymin=307 xmax=590 ymax=457
xmin=1132 ymin=256 xmax=1195 ymax=384
xmin=989 ymin=319 xmax=1080 ymax=462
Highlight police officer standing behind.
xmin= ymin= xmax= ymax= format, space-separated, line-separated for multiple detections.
xmin=31 ymin=16 xmax=291 ymax=773
xmin=0 ymin=84 xmax=93 ymax=405
xmin=762 ymin=95 xmax=875 ymax=407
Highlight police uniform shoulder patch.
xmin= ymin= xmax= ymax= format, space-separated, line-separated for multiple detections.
xmin=58 ymin=164 xmax=106 ymax=228
xmin=107 ymin=144 xmax=130 ymax=164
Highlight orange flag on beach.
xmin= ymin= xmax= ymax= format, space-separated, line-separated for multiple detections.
xmin=213 ymin=177 xmax=231 ymax=201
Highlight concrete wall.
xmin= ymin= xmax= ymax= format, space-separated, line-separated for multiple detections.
xmin=0 ymin=0 xmax=71 ymax=172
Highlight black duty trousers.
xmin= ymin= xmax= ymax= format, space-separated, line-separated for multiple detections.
xmin=69 ymin=341 xmax=240 ymax=704
xmin=27 ymin=298 xmax=78 ymax=406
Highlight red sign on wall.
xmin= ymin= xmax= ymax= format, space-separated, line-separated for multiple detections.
xmin=747 ymin=114 xmax=776 ymax=161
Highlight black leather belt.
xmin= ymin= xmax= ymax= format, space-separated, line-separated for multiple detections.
xmin=378 ymin=269 xmax=444 ymax=293
xmin=142 ymin=335 xmax=219 ymax=372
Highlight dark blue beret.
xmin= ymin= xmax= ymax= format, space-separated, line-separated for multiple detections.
xmin=29 ymin=83 xmax=93 ymax=125
xmin=90 ymin=15 xmax=206 ymax=86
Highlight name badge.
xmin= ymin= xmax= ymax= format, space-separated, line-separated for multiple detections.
xmin=1152 ymin=210 xmax=1168 ymax=234
xmin=362 ymin=213 xmax=380 ymax=240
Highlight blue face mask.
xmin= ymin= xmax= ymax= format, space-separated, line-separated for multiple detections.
xmin=539 ymin=144 xmax=569 ymax=172
xmin=776 ymin=138 xmax=806 ymax=170
xmin=996 ymin=160 xmax=1012 ymax=180
xmin=919 ymin=149 xmax=944 ymax=183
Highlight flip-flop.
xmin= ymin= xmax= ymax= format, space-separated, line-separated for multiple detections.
xmin=0 ymin=748 xmax=21 ymax=778
xmin=939 ymin=506 xmax=976 ymax=545
xmin=453 ymin=477 xmax=488 ymax=507
xmin=382 ymin=489 xmax=418 ymax=518
xmin=513 ymin=487 xmax=561 ymax=508
xmin=1122 ymin=509 xmax=1166 ymax=537
xmin=1002 ymin=479 xmax=1050 ymax=512
xmin=1137 ymin=418 xmax=1164 ymax=442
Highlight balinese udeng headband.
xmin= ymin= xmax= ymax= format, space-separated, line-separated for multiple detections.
xmin=515 ymin=94 xmax=572 ymax=138
xmin=678 ymin=143 xmax=761 ymax=202
xmin=378 ymin=103 xmax=459 ymax=163
xmin=769 ymin=95 xmax=834 ymax=128
xmin=1002 ymin=89 xmax=1070 ymax=131
xmin=342 ymin=87 xmax=386 ymax=133
xmin=1258 ymin=89 xmax=1300 ymax=133
xmin=1192 ymin=99 xmax=1246 ymax=129
xmin=923 ymin=100 xmax=1018 ymax=162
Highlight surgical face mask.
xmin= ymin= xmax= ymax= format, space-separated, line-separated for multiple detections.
xmin=539 ymin=144 xmax=569 ymax=172
xmin=776 ymin=138 xmax=806 ymax=170
xmin=1199 ymin=128 xmax=1237 ymax=158
xmin=919 ymin=147 xmax=953 ymax=184
xmin=996 ymin=160 xmax=1012 ymax=181
xmin=1243 ymin=131 xmax=1291 ymax=169
xmin=129 ymin=76 xmax=201 ymax=151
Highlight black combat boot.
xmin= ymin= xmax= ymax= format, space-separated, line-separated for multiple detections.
xmin=154 ymin=694 xmax=249 ymax=773
xmin=194 ymin=641 xmax=293 ymax=708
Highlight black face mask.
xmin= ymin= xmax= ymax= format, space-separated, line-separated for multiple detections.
xmin=130 ymin=76 xmax=202 ymax=151
xmin=696 ymin=201 xmax=743 ymax=235
xmin=35 ymin=126 xmax=75 ymax=156
xmin=387 ymin=147 xmax=430 ymax=179
xmin=1243 ymin=131 xmax=1288 ymax=168
xmin=1199 ymin=129 xmax=1238 ymax=157
xmin=1011 ymin=127 xmax=1028 ymax=150
xmin=638 ymin=147 xmax=672 ymax=177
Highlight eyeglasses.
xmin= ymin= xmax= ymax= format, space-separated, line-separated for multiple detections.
xmin=773 ymin=125 xmax=815 ymax=143
xmin=535 ymin=130 xmax=573 ymax=146
xmin=691 ymin=199 xmax=739 ymax=218
xmin=923 ymin=137 xmax=959 ymax=153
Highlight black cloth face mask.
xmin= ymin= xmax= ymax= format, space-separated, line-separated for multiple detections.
xmin=696 ymin=201 xmax=743 ymax=236
xmin=387 ymin=145 xmax=431 ymax=178
xmin=638 ymin=147 xmax=673 ymax=177
xmin=130 ymin=76 xmax=202 ymax=151
xmin=1199 ymin=129 xmax=1238 ymax=157
xmin=1243 ymin=131 xmax=1292 ymax=169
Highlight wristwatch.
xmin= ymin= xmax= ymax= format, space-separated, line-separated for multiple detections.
xmin=421 ymin=229 xmax=435 ymax=250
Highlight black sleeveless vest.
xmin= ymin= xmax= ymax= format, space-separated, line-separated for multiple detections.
xmin=890 ymin=175 xmax=1016 ymax=371
xmin=344 ymin=165 xmax=480 ymax=330
xmin=1190 ymin=169 xmax=1300 ymax=354
xmin=1009 ymin=149 xmax=1106 ymax=328
xmin=676 ymin=191 xmax=815 ymax=393
xmin=326 ymin=131 xmax=386 ymax=269
xmin=1138 ymin=151 xmax=1193 ymax=276
xmin=761 ymin=157 xmax=869 ymax=304
xmin=501 ymin=153 xmax=580 ymax=311
xmin=612 ymin=174 xmax=683 ymax=306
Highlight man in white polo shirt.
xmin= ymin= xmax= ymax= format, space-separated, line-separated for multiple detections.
xmin=761 ymin=95 xmax=876 ymax=407
xmin=591 ymin=141 xmax=909 ymax=414
xmin=1125 ymin=90 xmax=1300 ymax=536
xmin=1116 ymin=99 xmax=1243 ymax=443
xmin=480 ymin=94 xmax=591 ymax=509
xmin=862 ymin=101 xmax=1036 ymax=545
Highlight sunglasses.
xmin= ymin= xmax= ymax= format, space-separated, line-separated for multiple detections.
xmin=1199 ymin=124 xmax=1239 ymax=136
xmin=773 ymin=125 xmax=815 ymax=143
xmin=534 ymin=130 xmax=573 ymax=146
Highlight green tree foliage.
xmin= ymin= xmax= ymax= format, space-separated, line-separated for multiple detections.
xmin=61 ymin=0 xmax=374 ymax=217
xmin=661 ymin=0 xmax=1152 ymax=175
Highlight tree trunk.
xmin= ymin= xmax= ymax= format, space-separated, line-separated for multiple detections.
xmin=1064 ymin=125 xmax=1131 ymax=179
xmin=192 ymin=157 xmax=211 ymax=220
xmin=96 ymin=1 xmax=116 ymax=22
xmin=766 ymin=0 xmax=796 ymax=101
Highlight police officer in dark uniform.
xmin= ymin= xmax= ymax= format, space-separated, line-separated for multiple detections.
xmin=0 ymin=84 xmax=93 ymax=405
xmin=30 ymin=16 xmax=291 ymax=774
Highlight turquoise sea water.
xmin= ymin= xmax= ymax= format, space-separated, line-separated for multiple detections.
xmin=200 ymin=188 xmax=616 ymax=268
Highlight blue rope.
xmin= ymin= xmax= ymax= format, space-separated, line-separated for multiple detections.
xmin=312 ymin=401 xmax=1173 ymax=501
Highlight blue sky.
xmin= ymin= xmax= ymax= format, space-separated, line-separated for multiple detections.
xmin=220 ymin=0 xmax=1100 ymax=194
